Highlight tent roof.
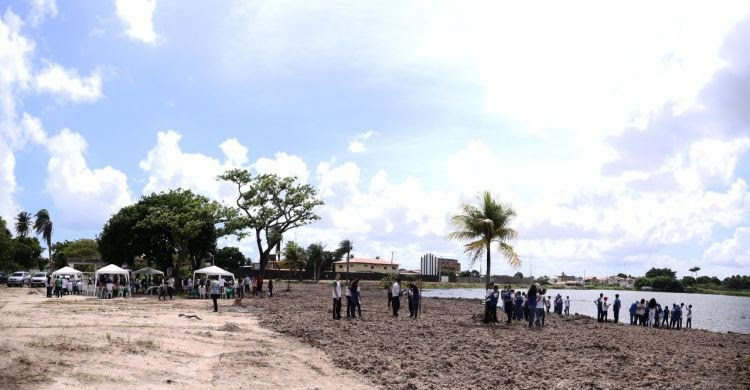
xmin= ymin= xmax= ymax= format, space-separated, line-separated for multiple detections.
xmin=193 ymin=265 xmax=234 ymax=277
xmin=52 ymin=266 xmax=82 ymax=276
xmin=132 ymin=267 xmax=164 ymax=275
xmin=96 ymin=264 xmax=129 ymax=275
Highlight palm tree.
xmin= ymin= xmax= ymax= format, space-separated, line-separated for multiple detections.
xmin=337 ymin=239 xmax=353 ymax=279
xmin=33 ymin=209 xmax=53 ymax=270
xmin=282 ymin=241 xmax=307 ymax=290
xmin=449 ymin=191 xmax=521 ymax=288
xmin=15 ymin=211 xmax=32 ymax=238
xmin=688 ymin=266 xmax=701 ymax=279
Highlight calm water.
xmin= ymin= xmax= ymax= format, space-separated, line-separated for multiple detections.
xmin=422 ymin=288 xmax=750 ymax=334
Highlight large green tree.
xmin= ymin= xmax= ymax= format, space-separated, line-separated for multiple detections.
xmin=99 ymin=189 xmax=227 ymax=285
xmin=213 ymin=246 xmax=246 ymax=272
xmin=0 ymin=217 xmax=15 ymax=271
xmin=218 ymin=169 xmax=324 ymax=275
xmin=305 ymin=242 xmax=325 ymax=280
xmin=12 ymin=236 xmax=43 ymax=270
xmin=448 ymin=191 xmax=521 ymax=288
xmin=33 ymin=209 xmax=53 ymax=270
xmin=15 ymin=211 xmax=32 ymax=238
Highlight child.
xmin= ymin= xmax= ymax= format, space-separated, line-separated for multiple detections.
xmin=601 ymin=297 xmax=610 ymax=323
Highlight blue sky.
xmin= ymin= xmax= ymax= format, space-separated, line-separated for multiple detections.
xmin=2 ymin=0 xmax=750 ymax=278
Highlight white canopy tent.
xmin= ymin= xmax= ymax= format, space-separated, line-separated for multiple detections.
xmin=51 ymin=266 xmax=83 ymax=278
xmin=132 ymin=267 xmax=164 ymax=276
xmin=94 ymin=264 xmax=130 ymax=297
xmin=193 ymin=265 xmax=235 ymax=285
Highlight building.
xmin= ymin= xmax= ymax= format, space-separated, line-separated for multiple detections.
xmin=421 ymin=253 xmax=461 ymax=276
xmin=437 ymin=258 xmax=461 ymax=274
xmin=334 ymin=258 xmax=399 ymax=274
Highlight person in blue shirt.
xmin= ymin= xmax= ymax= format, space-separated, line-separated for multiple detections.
xmin=629 ymin=301 xmax=637 ymax=325
xmin=210 ymin=279 xmax=221 ymax=312
xmin=501 ymin=286 xmax=514 ymax=324
xmin=613 ymin=294 xmax=622 ymax=324
xmin=484 ymin=285 xmax=499 ymax=324
xmin=514 ymin=292 xmax=524 ymax=321
xmin=662 ymin=303 xmax=670 ymax=327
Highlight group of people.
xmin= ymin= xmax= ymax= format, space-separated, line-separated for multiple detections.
xmin=594 ymin=293 xmax=693 ymax=329
xmin=45 ymin=275 xmax=83 ymax=298
xmin=627 ymin=299 xmax=692 ymax=329
xmin=482 ymin=283 xmax=571 ymax=327
xmin=330 ymin=275 xmax=421 ymax=320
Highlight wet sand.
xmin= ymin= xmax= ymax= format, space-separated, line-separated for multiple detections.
xmin=249 ymin=282 xmax=750 ymax=390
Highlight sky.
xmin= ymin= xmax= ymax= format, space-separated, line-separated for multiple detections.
xmin=1 ymin=0 xmax=750 ymax=279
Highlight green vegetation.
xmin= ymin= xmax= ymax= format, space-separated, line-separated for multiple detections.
xmin=449 ymin=191 xmax=520 ymax=288
xmin=213 ymin=246 xmax=247 ymax=272
xmin=635 ymin=268 xmax=684 ymax=292
xmin=0 ymin=216 xmax=45 ymax=272
xmin=219 ymin=169 xmax=324 ymax=275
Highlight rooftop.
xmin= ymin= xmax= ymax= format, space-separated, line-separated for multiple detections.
xmin=334 ymin=257 xmax=400 ymax=266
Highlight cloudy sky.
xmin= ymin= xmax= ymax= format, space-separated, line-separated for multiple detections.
xmin=2 ymin=0 xmax=750 ymax=278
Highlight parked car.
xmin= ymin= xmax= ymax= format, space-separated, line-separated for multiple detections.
xmin=6 ymin=272 xmax=31 ymax=287
xmin=30 ymin=272 xmax=48 ymax=287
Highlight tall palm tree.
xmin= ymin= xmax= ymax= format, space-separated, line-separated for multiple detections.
xmin=282 ymin=241 xmax=307 ymax=290
xmin=33 ymin=209 xmax=54 ymax=270
xmin=688 ymin=266 xmax=701 ymax=279
xmin=15 ymin=211 xmax=32 ymax=238
xmin=449 ymin=191 xmax=521 ymax=288
xmin=337 ymin=239 xmax=353 ymax=279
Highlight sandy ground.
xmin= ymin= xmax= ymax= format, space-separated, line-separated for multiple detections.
xmin=0 ymin=286 xmax=375 ymax=390
xmin=249 ymin=282 xmax=750 ymax=390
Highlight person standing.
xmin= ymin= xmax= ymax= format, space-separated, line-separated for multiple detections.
xmin=391 ymin=278 xmax=401 ymax=317
xmin=629 ymin=301 xmax=637 ymax=325
xmin=535 ymin=292 xmax=545 ymax=326
xmin=679 ymin=303 xmax=685 ymax=329
xmin=167 ymin=277 xmax=175 ymax=300
xmin=387 ymin=284 xmax=393 ymax=308
xmin=501 ymin=285 xmax=514 ymax=323
xmin=244 ymin=276 xmax=251 ymax=294
xmin=661 ymin=302 xmax=670 ymax=327
xmin=345 ymin=281 xmax=353 ymax=318
xmin=648 ymin=298 xmax=657 ymax=327
xmin=594 ymin=293 xmax=604 ymax=323
xmin=331 ymin=274 xmax=342 ymax=320
xmin=409 ymin=282 xmax=419 ymax=319
xmin=54 ymin=276 xmax=63 ymax=298
xmin=686 ymin=305 xmax=692 ymax=329
xmin=601 ymin=297 xmax=610 ymax=323
xmin=613 ymin=294 xmax=621 ymax=324
xmin=483 ymin=282 xmax=495 ymax=324
xmin=514 ymin=292 xmax=524 ymax=321
xmin=527 ymin=284 xmax=538 ymax=328
xmin=46 ymin=275 xmax=53 ymax=298
xmin=159 ymin=277 xmax=168 ymax=301
xmin=564 ymin=296 xmax=571 ymax=316
xmin=350 ymin=278 xmax=361 ymax=318
xmin=210 ymin=279 xmax=221 ymax=312
xmin=268 ymin=279 xmax=273 ymax=297
xmin=636 ymin=299 xmax=645 ymax=326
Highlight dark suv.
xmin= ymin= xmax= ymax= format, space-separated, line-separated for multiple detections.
xmin=7 ymin=272 xmax=31 ymax=287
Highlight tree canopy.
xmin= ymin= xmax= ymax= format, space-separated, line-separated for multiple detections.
xmin=449 ymin=191 xmax=520 ymax=287
xmin=99 ymin=189 xmax=227 ymax=276
xmin=218 ymin=169 xmax=324 ymax=275
xmin=213 ymin=246 xmax=247 ymax=272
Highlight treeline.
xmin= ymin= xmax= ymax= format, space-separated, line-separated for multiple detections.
xmin=635 ymin=268 xmax=750 ymax=292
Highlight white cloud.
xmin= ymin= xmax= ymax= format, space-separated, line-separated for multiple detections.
xmin=26 ymin=0 xmax=58 ymax=27
xmin=253 ymin=152 xmax=309 ymax=183
xmin=704 ymin=227 xmax=750 ymax=269
xmin=45 ymin=128 xmax=133 ymax=228
xmin=35 ymin=64 xmax=103 ymax=103
xmin=348 ymin=130 xmax=377 ymax=154
xmin=139 ymin=130 xmax=247 ymax=201
xmin=115 ymin=0 xmax=159 ymax=44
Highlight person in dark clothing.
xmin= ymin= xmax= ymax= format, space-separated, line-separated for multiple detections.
xmin=662 ymin=303 xmax=670 ymax=327
xmin=484 ymin=285 xmax=499 ymax=324
xmin=387 ymin=285 xmax=393 ymax=308
xmin=527 ymin=284 xmax=538 ymax=328
xmin=613 ymin=294 xmax=621 ymax=324
xmin=350 ymin=278 xmax=361 ymax=318
xmin=629 ymin=301 xmax=637 ymax=325
xmin=410 ymin=282 xmax=420 ymax=318
xmin=210 ymin=279 xmax=220 ymax=312
xmin=46 ymin=276 xmax=53 ymax=298
xmin=483 ymin=282 xmax=495 ymax=324
xmin=268 ymin=279 xmax=273 ymax=297
xmin=502 ymin=286 xmax=514 ymax=323
xmin=595 ymin=293 xmax=604 ymax=323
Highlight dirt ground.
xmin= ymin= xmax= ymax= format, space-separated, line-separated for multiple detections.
xmin=2 ymin=283 xmax=749 ymax=390
xmin=250 ymin=282 xmax=750 ymax=390
xmin=0 ymin=286 xmax=375 ymax=389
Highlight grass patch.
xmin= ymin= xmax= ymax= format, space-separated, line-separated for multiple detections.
xmin=27 ymin=336 xmax=93 ymax=352
xmin=106 ymin=334 xmax=160 ymax=354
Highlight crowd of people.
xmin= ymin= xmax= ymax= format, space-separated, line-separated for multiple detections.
xmin=45 ymin=275 xmax=84 ymax=298
xmin=592 ymin=293 xmax=693 ymax=329
xmin=331 ymin=274 xmax=421 ymax=320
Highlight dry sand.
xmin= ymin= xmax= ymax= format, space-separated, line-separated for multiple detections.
xmin=0 ymin=286 xmax=375 ymax=389
xmin=2 ymin=282 xmax=750 ymax=390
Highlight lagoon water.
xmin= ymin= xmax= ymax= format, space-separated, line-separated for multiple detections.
xmin=422 ymin=288 xmax=750 ymax=334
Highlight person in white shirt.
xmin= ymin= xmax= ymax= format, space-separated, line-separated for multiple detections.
xmin=564 ymin=296 xmax=571 ymax=315
xmin=686 ymin=304 xmax=692 ymax=329
xmin=391 ymin=279 xmax=401 ymax=317
xmin=244 ymin=276 xmax=251 ymax=294
xmin=601 ymin=297 xmax=611 ymax=323
xmin=218 ymin=277 xmax=225 ymax=295
xmin=331 ymin=274 xmax=342 ymax=320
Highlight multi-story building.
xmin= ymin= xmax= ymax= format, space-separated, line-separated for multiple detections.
xmin=334 ymin=258 xmax=399 ymax=274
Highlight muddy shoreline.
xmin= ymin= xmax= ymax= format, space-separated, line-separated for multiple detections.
xmin=249 ymin=282 xmax=750 ymax=390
